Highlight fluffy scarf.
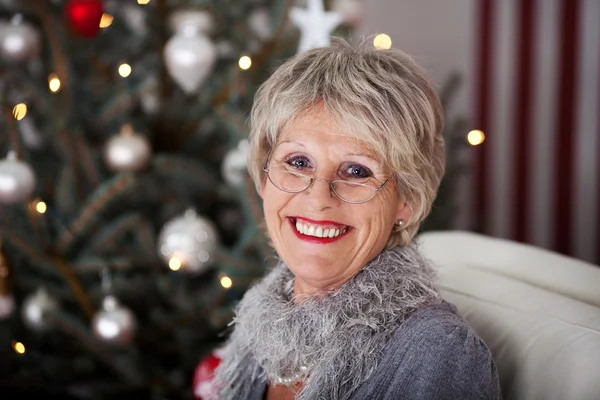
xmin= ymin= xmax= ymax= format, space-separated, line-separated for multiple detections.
xmin=213 ymin=243 xmax=440 ymax=400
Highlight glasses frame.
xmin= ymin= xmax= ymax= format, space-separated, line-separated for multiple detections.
xmin=263 ymin=167 xmax=391 ymax=204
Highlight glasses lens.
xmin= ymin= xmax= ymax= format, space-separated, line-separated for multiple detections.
xmin=332 ymin=181 xmax=376 ymax=203
xmin=269 ymin=169 xmax=311 ymax=192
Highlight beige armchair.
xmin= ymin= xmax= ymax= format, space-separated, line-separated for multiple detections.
xmin=417 ymin=230 xmax=600 ymax=400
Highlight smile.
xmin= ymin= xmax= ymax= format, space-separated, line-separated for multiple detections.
xmin=288 ymin=217 xmax=351 ymax=243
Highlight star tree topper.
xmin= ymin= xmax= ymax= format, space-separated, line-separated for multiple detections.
xmin=290 ymin=0 xmax=343 ymax=54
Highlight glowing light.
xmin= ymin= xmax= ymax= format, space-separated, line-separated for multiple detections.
xmin=12 ymin=103 xmax=27 ymax=120
xmin=48 ymin=73 xmax=61 ymax=92
xmin=467 ymin=130 xmax=486 ymax=146
xmin=239 ymin=56 xmax=252 ymax=70
xmin=35 ymin=201 xmax=47 ymax=214
xmin=168 ymin=257 xmax=181 ymax=271
xmin=99 ymin=13 xmax=114 ymax=28
xmin=220 ymin=276 xmax=233 ymax=289
xmin=137 ymin=0 xmax=150 ymax=4
xmin=12 ymin=341 xmax=25 ymax=354
xmin=373 ymin=34 xmax=392 ymax=50
xmin=118 ymin=63 xmax=132 ymax=78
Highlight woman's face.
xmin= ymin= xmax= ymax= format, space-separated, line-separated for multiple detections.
xmin=258 ymin=107 xmax=411 ymax=295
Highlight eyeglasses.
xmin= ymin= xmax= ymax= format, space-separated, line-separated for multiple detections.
xmin=263 ymin=167 xmax=391 ymax=204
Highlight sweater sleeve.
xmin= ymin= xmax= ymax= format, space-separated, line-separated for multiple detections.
xmin=385 ymin=321 xmax=501 ymax=400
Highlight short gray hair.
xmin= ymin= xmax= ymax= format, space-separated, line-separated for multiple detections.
xmin=247 ymin=37 xmax=445 ymax=247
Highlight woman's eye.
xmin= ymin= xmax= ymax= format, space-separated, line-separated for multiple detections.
xmin=285 ymin=155 xmax=312 ymax=170
xmin=342 ymin=164 xmax=372 ymax=179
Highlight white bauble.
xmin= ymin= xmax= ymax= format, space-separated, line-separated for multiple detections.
xmin=21 ymin=288 xmax=59 ymax=331
xmin=221 ymin=139 xmax=248 ymax=186
xmin=158 ymin=209 xmax=219 ymax=274
xmin=0 ymin=14 xmax=40 ymax=62
xmin=0 ymin=294 xmax=15 ymax=319
xmin=164 ymin=27 xmax=217 ymax=95
xmin=168 ymin=9 xmax=214 ymax=35
xmin=248 ymin=8 xmax=272 ymax=41
xmin=103 ymin=125 xmax=152 ymax=172
xmin=0 ymin=151 xmax=36 ymax=204
xmin=92 ymin=295 xmax=136 ymax=346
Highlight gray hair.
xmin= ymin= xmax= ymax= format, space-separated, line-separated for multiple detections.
xmin=247 ymin=37 xmax=445 ymax=247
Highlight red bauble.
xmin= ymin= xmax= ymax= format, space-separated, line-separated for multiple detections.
xmin=65 ymin=0 xmax=104 ymax=38
xmin=192 ymin=351 xmax=222 ymax=399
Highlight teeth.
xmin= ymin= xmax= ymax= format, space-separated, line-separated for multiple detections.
xmin=294 ymin=221 xmax=347 ymax=238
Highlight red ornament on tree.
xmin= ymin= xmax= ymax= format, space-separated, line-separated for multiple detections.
xmin=65 ymin=0 xmax=104 ymax=38
xmin=192 ymin=349 xmax=224 ymax=399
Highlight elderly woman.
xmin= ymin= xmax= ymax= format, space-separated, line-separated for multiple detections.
xmin=213 ymin=38 xmax=501 ymax=399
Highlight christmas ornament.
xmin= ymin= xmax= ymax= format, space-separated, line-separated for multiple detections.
xmin=122 ymin=3 xmax=147 ymax=36
xmin=140 ymin=76 xmax=160 ymax=115
xmin=91 ymin=295 xmax=136 ymax=345
xmin=65 ymin=0 xmax=104 ymax=38
xmin=19 ymin=117 xmax=44 ymax=149
xmin=0 ymin=151 xmax=36 ymax=204
xmin=164 ymin=25 xmax=217 ymax=95
xmin=0 ymin=14 xmax=41 ymax=62
xmin=21 ymin=288 xmax=59 ymax=331
xmin=289 ymin=0 xmax=342 ymax=54
xmin=158 ymin=209 xmax=219 ymax=274
xmin=168 ymin=9 xmax=214 ymax=35
xmin=103 ymin=124 xmax=152 ymax=172
xmin=0 ymin=243 xmax=14 ymax=320
xmin=248 ymin=8 xmax=272 ymax=41
xmin=332 ymin=0 xmax=362 ymax=27
xmin=193 ymin=349 xmax=225 ymax=399
xmin=221 ymin=139 xmax=248 ymax=186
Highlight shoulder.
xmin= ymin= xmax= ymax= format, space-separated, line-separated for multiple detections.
xmin=381 ymin=301 xmax=501 ymax=399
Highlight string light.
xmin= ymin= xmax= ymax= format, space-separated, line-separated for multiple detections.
xmin=99 ymin=13 xmax=114 ymax=28
xmin=12 ymin=103 xmax=27 ymax=120
xmin=118 ymin=63 xmax=132 ymax=78
xmin=138 ymin=0 xmax=150 ymax=4
xmin=48 ymin=73 xmax=61 ymax=93
xmin=12 ymin=341 xmax=25 ymax=354
xmin=168 ymin=256 xmax=181 ymax=271
xmin=35 ymin=201 xmax=47 ymax=214
xmin=220 ymin=276 xmax=233 ymax=289
xmin=239 ymin=55 xmax=252 ymax=70
xmin=373 ymin=34 xmax=392 ymax=50
xmin=467 ymin=130 xmax=485 ymax=146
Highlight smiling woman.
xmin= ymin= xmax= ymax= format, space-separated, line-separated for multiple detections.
xmin=211 ymin=38 xmax=501 ymax=400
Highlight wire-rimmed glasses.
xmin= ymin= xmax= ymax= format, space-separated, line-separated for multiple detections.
xmin=263 ymin=167 xmax=390 ymax=204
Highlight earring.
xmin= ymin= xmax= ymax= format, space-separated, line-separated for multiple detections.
xmin=393 ymin=219 xmax=404 ymax=232
xmin=396 ymin=219 xmax=404 ymax=226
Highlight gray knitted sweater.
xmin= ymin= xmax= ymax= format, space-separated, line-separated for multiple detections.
xmin=243 ymin=301 xmax=501 ymax=399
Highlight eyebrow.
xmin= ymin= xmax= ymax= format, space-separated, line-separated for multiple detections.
xmin=276 ymin=140 xmax=379 ymax=161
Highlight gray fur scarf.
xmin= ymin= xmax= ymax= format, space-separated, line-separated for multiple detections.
xmin=213 ymin=243 xmax=440 ymax=400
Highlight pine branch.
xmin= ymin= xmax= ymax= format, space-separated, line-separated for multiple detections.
xmin=79 ymin=213 xmax=147 ymax=257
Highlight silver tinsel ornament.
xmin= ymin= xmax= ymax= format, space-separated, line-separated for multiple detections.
xmin=103 ymin=124 xmax=152 ymax=172
xmin=21 ymin=288 xmax=59 ymax=331
xmin=0 ymin=14 xmax=41 ymax=62
xmin=221 ymin=139 xmax=249 ymax=186
xmin=158 ymin=209 xmax=219 ymax=274
xmin=0 ymin=151 xmax=36 ymax=204
xmin=164 ymin=11 xmax=216 ymax=95
xmin=92 ymin=295 xmax=136 ymax=345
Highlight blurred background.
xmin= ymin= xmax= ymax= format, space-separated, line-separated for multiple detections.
xmin=0 ymin=0 xmax=597 ymax=399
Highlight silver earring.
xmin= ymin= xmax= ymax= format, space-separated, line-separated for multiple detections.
xmin=396 ymin=220 xmax=404 ymax=226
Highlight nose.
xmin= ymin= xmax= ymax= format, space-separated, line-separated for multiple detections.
xmin=304 ymin=177 xmax=339 ymax=209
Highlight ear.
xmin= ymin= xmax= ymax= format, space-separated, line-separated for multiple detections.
xmin=394 ymin=200 xmax=412 ymax=224
xmin=256 ymin=178 xmax=266 ymax=199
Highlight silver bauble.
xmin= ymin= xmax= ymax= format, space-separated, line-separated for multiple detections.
xmin=0 ymin=294 xmax=15 ymax=319
xmin=21 ymin=288 xmax=59 ymax=331
xmin=158 ymin=209 xmax=219 ymax=274
xmin=140 ymin=76 xmax=160 ymax=115
xmin=221 ymin=139 xmax=249 ymax=186
xmin=92 ymin=295 xmax=136 ymax=346
xmin=0 ymin=151 xmax=36 ymax=204
xmin=122 ymin=3 xmax=148 ymax=35
xmin=103 ymin=125 xmax=152 ymax=172
xmin=164 ymin=27 xmax=216 ymax=95
xmin=0 ymin=14 xmax=41 ymax=62
xmin=19 ymin=117 xmax=44 ymax=149
xmin=168 ymin=9 xmax=214 ymax=35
